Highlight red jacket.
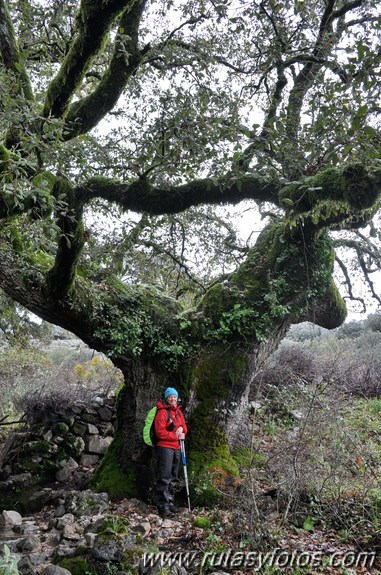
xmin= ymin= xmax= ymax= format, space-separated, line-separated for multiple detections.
xmin=154 ymin=401 xmax=187 ymax=450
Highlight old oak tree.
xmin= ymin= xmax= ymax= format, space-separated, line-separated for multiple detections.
xmin=1 ymin=0 xmax=381 ymax=501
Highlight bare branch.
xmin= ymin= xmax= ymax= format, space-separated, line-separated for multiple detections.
xmin=335 ymin=254 xmax=365 ymax=310
xmin=146 ymin=37 xmax=252 ymax=74
xmin=358 ymin=252 xmax=381 ymax=305
xmin=332 ymin=0 xmax=366 ymax=19
xmin=45 ymin=178 xmax=85 ymax=299
xmin=333 ymin=237 xmax=381 ymax=267
xmin=161 ymin=15 xmax=208 ymax=48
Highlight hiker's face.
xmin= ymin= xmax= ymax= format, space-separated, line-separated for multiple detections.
xmin=166 ymin=394 xmax=178 ymax=406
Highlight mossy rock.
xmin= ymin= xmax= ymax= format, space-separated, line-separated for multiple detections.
xmin=22 ymin=461 xmax=45 ymax=475
xmin=53 ymin=421 xmax=70 ymax=435
xmin=65 ymin=434 xmax=85 ymax=456
xmin=23 ymin=440 xmax=57 ymax=455
xmin=58 ymin=556 xmax=97 ymax=575
xmin=72 ymin=422 xmax=87 ymax=436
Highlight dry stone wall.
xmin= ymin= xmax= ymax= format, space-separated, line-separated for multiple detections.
xmin=0 ymin=397 xmax=116 ymax=511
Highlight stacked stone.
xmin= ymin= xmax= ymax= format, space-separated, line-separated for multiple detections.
xmin=0 ymin=397 xmax=115 ymax=509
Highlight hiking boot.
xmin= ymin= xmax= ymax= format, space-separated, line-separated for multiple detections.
xmin=158 ymin=507 xmax=174 ymax=518
xmin=168 ymin=503 xmax=179 ymax=513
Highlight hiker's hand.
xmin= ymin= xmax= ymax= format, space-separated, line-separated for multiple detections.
xmin=178 ymin=432 xmax=185 ymax=440
xmin=175 ymin=426 xmax=183 ymax=438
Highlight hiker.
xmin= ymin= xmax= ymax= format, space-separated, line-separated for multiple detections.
xmin=154 ymin=387 xmax=187 ymax=517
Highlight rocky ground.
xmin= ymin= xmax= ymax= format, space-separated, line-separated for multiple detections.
xmin=1 ymin=396 xmax=381 ymax=574
xmin=0 ymin=488 xmax=191 ymax=575
xmin=1 ymin=485 xmax=381 ymax=575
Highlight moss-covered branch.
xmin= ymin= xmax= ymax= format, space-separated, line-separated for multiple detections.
xmin=45 ymin=178 xmax=85 ymax=299
xmin=0 ymin=0 xmax=33 ymax=102
xmin=64 ymin=0 xmax=146 ymax=139
xmin=193 ymin=219 xmax=346 ymax=342
xmin=78 ymin=172 xmax=281 ymax=214
xmin=43 ymin=0 xmax=136 ymax=119
xmin=279 ymin=164 xmax=381 ymax=226
xmin=0 ymin=0 xmax=34 ymax=149
xmin=77 ymin=165 xmax=381 ymax=230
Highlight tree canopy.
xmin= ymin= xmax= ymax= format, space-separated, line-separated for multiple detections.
xmin=1 ymin=0 xmax=380 ymax=318
xmin=1 ymin=0 xmax=381 ymax=500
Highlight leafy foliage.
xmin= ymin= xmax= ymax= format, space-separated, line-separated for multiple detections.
xmin=0 ymin=0 xmax=381 ymax=321
xmin=0 ymin=545 xmax=19 ymax=575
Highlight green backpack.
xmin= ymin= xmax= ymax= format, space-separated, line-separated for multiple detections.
xmin=143 ymin=406 xmax=172 ymax=446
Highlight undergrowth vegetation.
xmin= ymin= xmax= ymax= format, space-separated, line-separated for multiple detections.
xmin=184 ymin=318 xmax=381 ymax=572
xmin=212 ymin=320 xmax=381 ymax=564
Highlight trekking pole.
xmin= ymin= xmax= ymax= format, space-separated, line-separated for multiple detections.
xmin=180 ymin=439 xmax=191 ymax=512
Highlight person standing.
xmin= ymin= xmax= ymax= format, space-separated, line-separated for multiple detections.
xmin=154 ymin=387 xmax=187 ymax=517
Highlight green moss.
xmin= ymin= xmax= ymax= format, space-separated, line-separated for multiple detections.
xmin=86 ymin=175 xmax=121 ymax=189
xmin=184 ymin=347 xmax=245 ymax=506
xmin=190 ymin=347 xmax=248 ymax=447
xmin=119 ymin=548 xmax=145 ymax=571
xmin=193 ymin=517 xmax=211 ymax=529
xmin=22 ymin=461 xmax=45 ymax=474
xmin=278 ymin=166 xmax=345 ymax=211
xmin=0 ymin=144 xmax=11 ymax=167
xmin=24 ymin=440 xmax=53 ymax=454
xmin=92 ymin=435 xmax=138 ymax=499
xmin=65 ymin=434 xmax=85 ymax=457
xmin=45 ymin=178 xmax=85 ymax=298
xmin=31 ymin=171 xmax=56 ymax=191
xmin=72 ymin=422 xmax=87 ymax=436
xmin=278 ymin=164 xmax=381 ymax=216
xmin=324 ymin=279 xmax=347 ymax=328
xmin=54 ymin=422 xmax=69 ymax=435
xmin=58 ymin=557 xmax=97 ymax=575
xmin=233 ymin=448 xmax=268 ymax=469
xmin=343 ymin=164 xmax=380 ymax=209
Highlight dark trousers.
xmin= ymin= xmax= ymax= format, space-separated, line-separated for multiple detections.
xmin=156 ymin=446 xmax=181 ymax=511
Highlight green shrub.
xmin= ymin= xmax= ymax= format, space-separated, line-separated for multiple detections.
xmin=0 ymin=545 xmax=20 ymax=575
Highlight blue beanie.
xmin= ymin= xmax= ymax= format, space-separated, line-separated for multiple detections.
xmin=164 ymin=387 xmax=178 ymax=399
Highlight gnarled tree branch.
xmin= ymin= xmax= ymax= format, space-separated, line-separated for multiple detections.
xmin=64 ymin=0 xmax=147 ymax=139
xmin=43 ymin=0 xmax=136 ymax=119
